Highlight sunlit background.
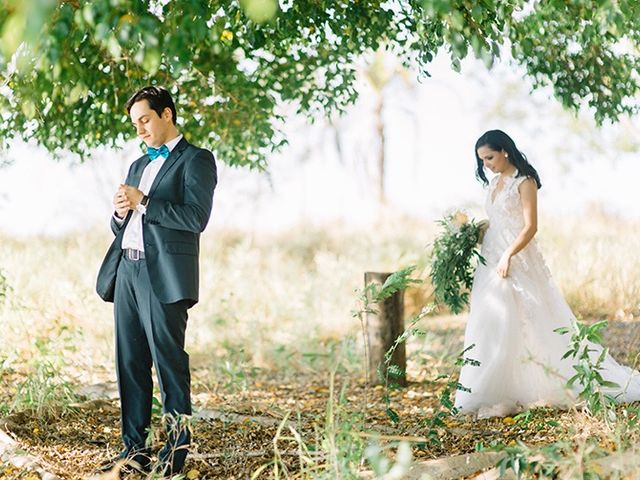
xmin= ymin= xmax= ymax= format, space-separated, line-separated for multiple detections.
xmin=2 ymin=1 xmax=640 ymax=478
xmin=2 ymin=45 xmax=640 ymax=408
xmin=1 ymin=51 xmax=639 ymax=237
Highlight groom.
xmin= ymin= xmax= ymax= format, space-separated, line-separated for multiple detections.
xmin=96 ymin=86 xmax=217 ymax=475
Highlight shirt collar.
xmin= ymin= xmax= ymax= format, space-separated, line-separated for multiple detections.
xmin=164 ymin=134 xmax=183 ymax=153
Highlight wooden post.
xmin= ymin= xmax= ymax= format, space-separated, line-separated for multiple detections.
xmin=364 ymin=272 xmax=407 ymax=387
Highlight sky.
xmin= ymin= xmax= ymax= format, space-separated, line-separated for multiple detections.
xmin=0 ymin=52 xmax=638 ymax=237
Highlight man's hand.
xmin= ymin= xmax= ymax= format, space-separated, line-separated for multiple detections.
xmin=113 ymin=188 xmax=130 ymax=219
xmin=120 ymin=184 xmax=145 ymax=206
xmin=113 ymin=184 xmax=144 ymax=218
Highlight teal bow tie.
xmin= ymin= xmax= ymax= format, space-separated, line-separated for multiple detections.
xmin=147 ymin=144 xmax=170 ymax=160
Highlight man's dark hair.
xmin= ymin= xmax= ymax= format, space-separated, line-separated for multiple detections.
xmin=126 ymin=86 xmax=177 ymax=125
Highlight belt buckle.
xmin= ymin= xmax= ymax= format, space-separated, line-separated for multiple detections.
xmin=129 ymin=249 xmax=139 ymax=261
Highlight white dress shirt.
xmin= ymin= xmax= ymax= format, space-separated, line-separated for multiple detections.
xmin=119 ymin=134 xmax=183 ymax=252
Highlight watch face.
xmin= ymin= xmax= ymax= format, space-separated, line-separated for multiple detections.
xmin=136 ymin=203 xmax=146 ymax=214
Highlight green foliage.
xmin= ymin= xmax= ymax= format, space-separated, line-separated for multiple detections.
xmin=495 ymin=440 xmax=572 ymax=479
xmin=509 ymin=0 xmax=640 ymax=123
xmin=495 ymin=439 xmax=608 ymax=480
xmin=512 ymin=409 xmax=533 ymax=427
xmin=151 ymin=394 xmax=163 ymax=419
xmin=417 ymin=344 xmax=477 ymax=446
xmin=11 ymin=337 xmax=76 ymax=417
xmin=1 ymin=1 xmax=639 ymax=167
xmin=555 ymin=319 xmax=620 ymax=421
xmin=317 ymin=378 xmax=366 ymax=479
xmin=0 ymin=355 xmax=9 ymax=415
xmin=217 ymin=341 xmax=260 ymax=392
xmin=0 ymin=268 xmax=10 ymax=303
xmin=376 ymin=303 xmax=432 ymax=423
xmin=0 ymin=0 xmax=402 ymax=167
xmin=429 ymin=212 xmax=485 ymax=314
xmin=363 ymin=266 xmax=422 ymax=305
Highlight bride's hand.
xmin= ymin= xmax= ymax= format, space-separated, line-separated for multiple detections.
xmin=497 ymin=252 xmax=512 ymax=278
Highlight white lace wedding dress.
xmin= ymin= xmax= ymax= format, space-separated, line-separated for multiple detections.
xmin=454 ymin=170 xmax=640 ymax=418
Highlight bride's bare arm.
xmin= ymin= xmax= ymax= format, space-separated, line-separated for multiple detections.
xmin=496 ymin=178 xmax=538 ymax=277
xmin=509 ymin=178 xmax=538 ymax=255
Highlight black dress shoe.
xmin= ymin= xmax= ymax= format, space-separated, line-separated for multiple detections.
xmin=155 ymin=444 xmax=188 ymax=478
xmin=96 ymin=449 xmax=152 ymax=475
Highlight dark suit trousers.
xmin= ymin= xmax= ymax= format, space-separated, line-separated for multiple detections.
xmin=114 ymin=255 xmax=191 ymax=465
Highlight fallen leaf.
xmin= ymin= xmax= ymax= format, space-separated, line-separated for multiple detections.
xmin=186 ymin=468 xmax=200 ymax=479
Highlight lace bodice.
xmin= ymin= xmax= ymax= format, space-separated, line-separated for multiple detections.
xmin=480 ymin=170 xmax=552 ymax=281
xmin=486 ymin=170 xmax=528 ymax=234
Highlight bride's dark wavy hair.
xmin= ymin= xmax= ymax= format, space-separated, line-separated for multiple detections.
xmin=475 ymin=129 xmax=542 ymax=189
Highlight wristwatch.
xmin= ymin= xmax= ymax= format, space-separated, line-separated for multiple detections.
xmin=136 ymin=195 xmax=149 ymax=214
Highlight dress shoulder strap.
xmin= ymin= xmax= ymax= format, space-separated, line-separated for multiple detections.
xmin=513 ymin=174 xmax=530 ymax=189
xmin=503 ymin=172 xmax=531 ymax=201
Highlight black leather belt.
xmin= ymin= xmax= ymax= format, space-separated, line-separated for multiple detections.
xmin=123 ymin=249 xmax=145 ymax=261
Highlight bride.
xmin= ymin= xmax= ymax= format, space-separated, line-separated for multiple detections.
xmin=454 ymin=129 xmax=640 ymax=419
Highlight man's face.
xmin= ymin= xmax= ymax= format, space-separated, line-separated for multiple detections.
xmin=129 ymin=100 xmax=173 ymax=148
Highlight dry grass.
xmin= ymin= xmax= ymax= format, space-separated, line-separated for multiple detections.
xmin=539 ymin=209 xmax=640 ymax=320
xmin=0 ymin=213 xmax=638 ymax=389
xmin=1 ymin=212 xmax=640 ymax=477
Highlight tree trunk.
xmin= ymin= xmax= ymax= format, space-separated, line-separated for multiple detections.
xmin=364 ymin=272 xmax=406 ymax=386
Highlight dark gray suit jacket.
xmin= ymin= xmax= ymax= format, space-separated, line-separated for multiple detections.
xmin=96 ymin=137 xmax=217 ymax=307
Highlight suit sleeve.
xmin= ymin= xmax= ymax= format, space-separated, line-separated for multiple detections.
xmin=144 ymin=149 xmax=217 ymax=233
xmin=110 ymin=216 xmax=124 ymax=236
xmin=110 ymin=212 xmax=131 ymax=236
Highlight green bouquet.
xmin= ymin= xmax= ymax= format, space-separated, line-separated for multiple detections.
xmin=429 ymin=211 xmax=487 ymax=314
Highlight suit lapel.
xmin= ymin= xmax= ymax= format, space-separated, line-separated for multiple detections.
xmin=132 ymin=156 xmax=151 ymax=188
xmin=148 ymin=137 xmax=189 ymax=196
